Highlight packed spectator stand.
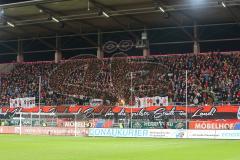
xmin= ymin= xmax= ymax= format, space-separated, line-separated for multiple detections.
xmin=0 ymin=52 xmax=239 ymax=107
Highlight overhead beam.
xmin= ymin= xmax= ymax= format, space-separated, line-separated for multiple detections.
xmin=0 ymin=0 xmax=71 ymax=9
xmin=168 ymin=14 xmax=194 ymax=40
xmin=37 ymin=23 xmax=62 ymax=35
xmin=36 ymin=4 xmax=104 ymax=30
xmin=0 ymin=42 xmax=17 ymax=53
xmin=37 ymin=38 xmax=55 ymax=49
xmin=156 ymin=1 xmax=194 ymax=41
xmin=224 ymin=5 xmax=240 ymax=26
xmin=0 ymin=28 xmax=21 ymax=37
xmin=80 ymin=19 xmax=104 ymax=30
xmin=110 ymin=16 xmax=139 ymax=39
xmin=90 ymin=0 xmax=139 ymax=39
xmin=36 ymin=4 xmax=97 ymax=46
xmin=0 ymin=16 xmax=25 ymax=37
xmin=3 ymin=15 xmax=60 ymax=38
xmin=90 ymin=0 xmax=147 ymax=26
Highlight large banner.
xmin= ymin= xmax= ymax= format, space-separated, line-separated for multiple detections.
xmin=10 ymin=97 xmax=35 ymax=108
xmin=1 ymin=105 xmax=240 ymax=120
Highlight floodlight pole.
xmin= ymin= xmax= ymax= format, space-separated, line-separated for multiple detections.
xmin=130 ymin=72 xmax=133 ymax=129
xmin=74 ymin=114 xmax=77 ymax=137
xmin=185 ymin=70 xmax=188 ymax=131
xmin=31 ymin=112 xmax=32 ymax=127
xmin=19 ymin=112 xmax=22 ymax=135
xmin=193 ymin=21 xmax=200 ymax=54
xmin=38 ymin=76 xmax=41 ymax=126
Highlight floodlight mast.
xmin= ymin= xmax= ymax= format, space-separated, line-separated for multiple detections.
xmin=74 ymin=113 xmax=77 ymax=137
xmin=38 ymin=76 xmax=41 ymax=126
xmin=130 ymin=72 xmax=133 ymax=129
xmin=19 ymin=112 xmax=22 ymax=135
xmin=185 ymin=70 xmax=188 ymax=131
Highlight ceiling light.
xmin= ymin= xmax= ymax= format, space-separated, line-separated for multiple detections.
xmin=51 ymin=16 xmax=60 ymax=23
xmin=87 ymin=0 xmax=90 ymax=11
xmin=7 ymin=21 xmax=15 ymax=27
xmin=221 ymin=1 xmax=226 ymax=8
xmin=102 ymin=11 xmax=110 ymax=18
xmin=0 ymin=9 xmax=4 ymax=15
xmin=158 ymin=6 xmax=165 ymax=13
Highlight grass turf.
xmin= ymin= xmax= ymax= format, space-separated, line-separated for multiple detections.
xmin=0 ymin=134 xmax=239 ymax=160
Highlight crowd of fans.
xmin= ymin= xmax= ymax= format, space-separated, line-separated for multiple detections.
xmin=163 ymin=53 xmax=240 ymax=104
xmin=0 ymin=52 xmax=239 ymax=106
xmin=0 ymin=62 xmax=74 ymax=106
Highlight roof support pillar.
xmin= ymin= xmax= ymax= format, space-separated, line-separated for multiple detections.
xmin=97 ymin=30 xmax=103 ymax=59
xmin=143 ymin=48 xmax=150 ymax=57
xmin=142 ymin=29 xmax=150 ymax=57
xmin=55 ymin=36 xmax=62 ymax=63
xmin=193 ymin=22 xmax=200 ymax=54
xmin=17 ymin=39 xmax=24 ymax=63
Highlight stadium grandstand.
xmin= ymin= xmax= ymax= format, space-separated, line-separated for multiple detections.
xmin=0 ymin=1 xmax=240 ymax=160
xmin=0 ymin=0 xmax=239 ymax=106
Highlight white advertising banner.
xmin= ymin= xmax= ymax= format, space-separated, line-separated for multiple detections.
xmin=1 ymin=126 xmax=240 ymax=139
xmin=187 ymin=130 xmax=220 ymax=139
xmin=148 ymin=129 xmax=186 ymax=138
xmin=216 ymin=130 xmax=240 ymax=139
xmin=135 ymin=96 xmax=168 ymax=108
xmin=10 ymin=97 xmax=35 ymax=108
xmin=0 ymin=126 xmax=89 ymax=136
xmin=89 ymin=128 xmax=240 ymax=139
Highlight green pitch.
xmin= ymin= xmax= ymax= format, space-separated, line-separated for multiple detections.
xmin=0 ymin=135 xmax=239 ymax=160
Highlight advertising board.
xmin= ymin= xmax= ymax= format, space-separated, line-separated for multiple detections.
xmin=189 ymin=120 xmax=240 ymax=130
xmin=0 ymin=126 xmax=88 ymax=136
xmin=89 ymin=128 xmax=240 ymax=139
xmin=1 ymin=126 xmax=240 ymax=139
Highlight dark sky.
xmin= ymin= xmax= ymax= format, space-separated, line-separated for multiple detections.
xmin=0 ymin=0 xmax=30 ymax=4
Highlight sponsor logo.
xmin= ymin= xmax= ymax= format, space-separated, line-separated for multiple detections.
xmin=221 ymin=132 xmax=240 ymax=138
xmin=189 ymin=120 xmax=239 ymax=130
xmin=149 ymin=130 xmax=172 ymax=137
xmin=176 ymin=131 xmax=185 ymax=138
xmin=89 ymin=128 xmax=149 ymax=137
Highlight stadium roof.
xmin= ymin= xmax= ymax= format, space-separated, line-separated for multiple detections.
xmin=0 ymin=0 xmax=239 ymax=40
xmin=0 ymin=0 xmax=240 ymax=62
